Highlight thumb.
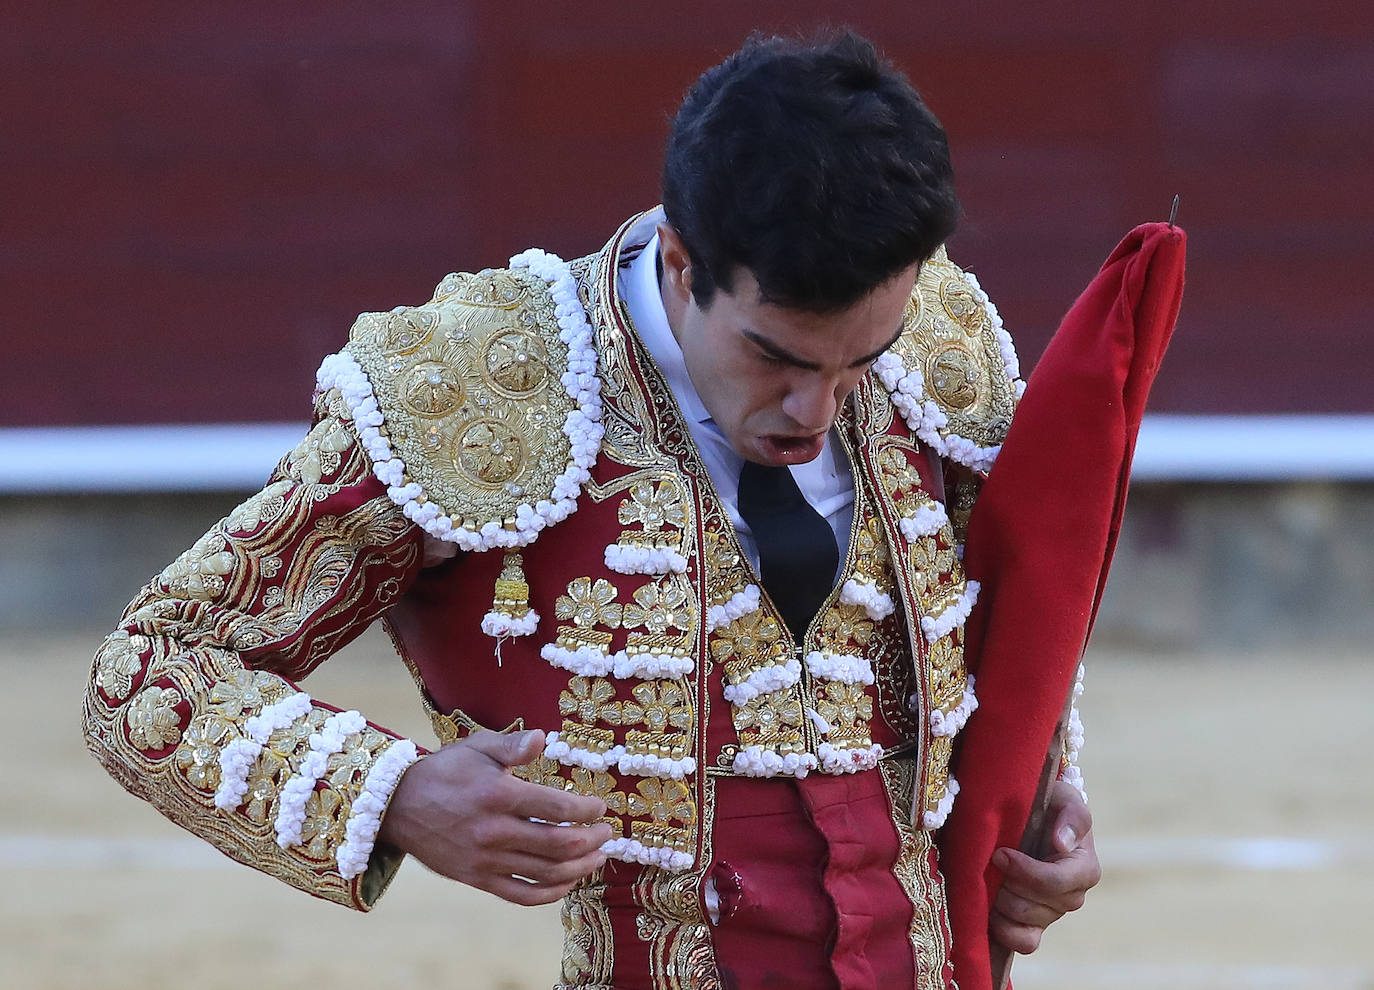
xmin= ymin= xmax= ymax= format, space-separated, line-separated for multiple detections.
xmin=465 ymin=728 xmax=546 ymax=769
xmin=1048 ymin=787 xmax=1092 ymax=855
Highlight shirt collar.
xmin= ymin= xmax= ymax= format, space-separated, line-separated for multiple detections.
xmin=621 ymin=220 xmax=715 ymax=428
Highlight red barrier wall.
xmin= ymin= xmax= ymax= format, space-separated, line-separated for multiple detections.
xmin=4 ymin=1 xmax=1371 ymax=426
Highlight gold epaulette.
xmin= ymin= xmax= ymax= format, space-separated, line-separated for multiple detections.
xmin=343 ymin=267 xmax=577 ymax=535
xmin=890 ymin=246 xmax=1023 ymax=452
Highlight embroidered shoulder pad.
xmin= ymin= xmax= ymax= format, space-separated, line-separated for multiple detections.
xmin=315 ymin=250 xmax=604 ymax=551
xmin=873 ymin=246 xmax=1025 ymax=475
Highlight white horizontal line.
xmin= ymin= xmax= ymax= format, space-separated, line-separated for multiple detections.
xmin=1099 ymin=835 xmax=1374 ymax=871
xmin=1130 ymin=414 xmax=1374 ymax=481
xmin=0 ymin=422 xmax=309 ymax=492
xmin=3 ymin=415 xmax=1373 ymax=492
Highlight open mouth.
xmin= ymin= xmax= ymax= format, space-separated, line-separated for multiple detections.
xmin=759 ymin=433 xmax=827 ymax=464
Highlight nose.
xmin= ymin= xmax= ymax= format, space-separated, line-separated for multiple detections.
xmin=781 ymin=375 xmax=838 ymax=433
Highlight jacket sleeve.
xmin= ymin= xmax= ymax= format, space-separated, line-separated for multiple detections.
xmin=81 ymin=387 xmax=428 ymax=910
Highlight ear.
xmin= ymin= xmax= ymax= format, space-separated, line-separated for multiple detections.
xmin=655 ymin=223 xmax=694 ymax=303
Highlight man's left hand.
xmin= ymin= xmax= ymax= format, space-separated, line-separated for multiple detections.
xmin=988 ymin=779 xmax=1101 ymax=954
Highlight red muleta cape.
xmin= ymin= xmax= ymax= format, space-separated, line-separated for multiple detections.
xmin=937 ymin=222 xmax=1187 ymax=989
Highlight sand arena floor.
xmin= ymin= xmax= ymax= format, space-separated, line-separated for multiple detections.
xmin=6 ymin=629 xmax=1371 ymax=989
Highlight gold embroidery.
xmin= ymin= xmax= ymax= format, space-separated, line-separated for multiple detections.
xmin=174 ymin=713 xmax=234 ymax=791
xmin=558 ymin=873 xmax=615 ymax=988
xmin=347 ymin=268 xmax=576 ymax=530
xmin=94 ymin=631 xmax=149 ymax=701
xmin=223 ymin=480 xmax=292 ymax=535
xmin=878 ymin=760 xmax=954 ymax=985
xmin=288 ymin=419 xmax=354 ymax=486
xmin=84 ymin=409 xmax=422 ymax=911
xmin=731 ymin=687 xmax=805 ymax=750
xmin=619 ymin=478 xmax=688 ymax=532
xmin=560 ymin=677 xmax=619 ymax=726
xmin=156 ymin=533 xmax=235 ymax=600
xmin=298 ymin=788 xmax=348 ymax=861
xmin=621 ymin=578 xmax=693 ymax=635
xmin=820 ymin=602 xmax=876 ymax=650
xmin=613 ymin=680 xmax=692 ymax=735
xmin=815 ymin=681 xmax=876 ymax=747
xmin=893 ymin=246 xmax=1017 ymax=448
xmin=208 ymin=669 xmax=288 ymax=720
xmin=126 ymin=685 xmax=183 ymax=751
xmin=709 ymin=610 xmax=782 ymax=667
xmin=557 ymin=577 xmax=624 ymax=629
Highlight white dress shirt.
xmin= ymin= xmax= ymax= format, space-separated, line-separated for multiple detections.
xmin=619 ymin=216 xmax=855 ymax=575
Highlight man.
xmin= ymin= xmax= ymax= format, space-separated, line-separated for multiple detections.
xmin=83 ymin=32 xmax=1098 ymax=988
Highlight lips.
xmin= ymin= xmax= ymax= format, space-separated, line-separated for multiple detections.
xmin=758 ymin=432 xmax=827 ymax=464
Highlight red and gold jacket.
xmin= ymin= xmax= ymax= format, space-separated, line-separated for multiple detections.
xmin=83 ymin=211 xmax=1023 ymax=988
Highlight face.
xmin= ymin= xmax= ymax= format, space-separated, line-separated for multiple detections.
xmin=657 ymin=224 xmax=917 ymax=466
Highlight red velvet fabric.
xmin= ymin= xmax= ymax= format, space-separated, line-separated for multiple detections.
xmin=707 ymin=775 xmax=917 ymax=990
xmin=938 ymin=223 xmax=1186 ymax=989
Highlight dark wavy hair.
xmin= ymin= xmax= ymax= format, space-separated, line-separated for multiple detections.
xmin=662 ymin=31 xmax=959 ymax=313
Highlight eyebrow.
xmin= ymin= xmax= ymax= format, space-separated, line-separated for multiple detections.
xmin=742 ymin=325 xmax=905 ymax=371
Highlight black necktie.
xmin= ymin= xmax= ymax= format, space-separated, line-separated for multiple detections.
xmin=737 ymin=461 xmax=839 ymax=643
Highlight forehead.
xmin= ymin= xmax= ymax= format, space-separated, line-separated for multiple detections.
xmin=723 ymin=265 xmax=916 ymax=361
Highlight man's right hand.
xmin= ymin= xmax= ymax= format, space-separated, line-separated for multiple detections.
xmin=378 ymin=729 xmax=612 ymax=906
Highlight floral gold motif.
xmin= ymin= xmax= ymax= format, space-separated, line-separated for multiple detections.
xmin=560 ymin=677 xmax=619 ymax=726
xmin=174 ymin=713 xmax=234 ymax=791
xmin=156 ymin=533 xmax=235 ymax=600
xmin=557 ymin=577 xmax=623 ymax=629
xmin=126 ymin=685 xmax=183 ymax=751
xmin=621 ymin=579 xmax=692 ymax=636
xmin=94 ymin=631 xmax=149 ymax=702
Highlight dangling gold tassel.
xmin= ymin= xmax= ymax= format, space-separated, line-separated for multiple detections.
xmin=481 ymin=550 xmax=540 ymax=661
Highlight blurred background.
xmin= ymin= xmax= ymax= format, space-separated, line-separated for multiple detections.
xmin=2 ymin=2 xmax=1370 ymax=987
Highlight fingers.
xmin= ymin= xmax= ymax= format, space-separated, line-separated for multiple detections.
xmin=1043 ymin=780 xmax=1093 ymax=855
xmin=989 ymin=909 xmax=1044 ymax=955
xmin=993 ymin=884 xmax=1064 ymax=930
xmin=484 ymin=873 xmax=585 ymax=907
xmin=508 ymin=775 xmax=609 ymax=826
xmin=464 ymin=728 xmax=546 ymax=769
xmin=478 ymin=842 xmax=609 ymax=889
xmin=994 ymin=846 xmax=1095 ymax=911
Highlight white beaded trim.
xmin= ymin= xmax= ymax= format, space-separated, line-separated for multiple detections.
xmin=274 ymin=710 xmax=368 ymax=850
xmin=838 ymin=578 xmax=896 ymax=621
xmin=873 ymin=352 xmax=1001 ymax=475
xmin=803 ymin=650 xmax=875 ymax=686
xmin=538 ymin=643 xmax=694 ymax=680
xmin=962 ymin=270 xmax=1027 ymax=400
xmin=707 ymin=585 xmax=761 ymax=632
xmin=817 ymin=742 xmax=884 ymax=775
xmin=899 ymin=502 xmax=949 ymax=542
xmin=600 ymin=837 xmax=693 ymax=872
xmin=336 ymin=739 xmax=420 ymax=879
xmin=731 ymin=745 xmax=818 ymax=778
xmin=929 ymin=674 xmax=979 ymax=738
xmin=721 ymin=657 xmax=801 ymax=706
xmin=616 ymin=752 xmax=697 ymax=780
xmin=479 ymin=609 xmax=541 ymax=638
xmin=603 ymin=543 xmax=689 ymax=576
xmin=543 ymin=732 xmax=624 ymax=773
xmin=922 ymin=776 xmax=961 ymax=830
xmin=920 ymin=580 xmax=981 ymax=643
xmin=213 ymin=692 xmax=313 ymax=811
xmin=540 ymin=642 xmax=615 ymax=678
xmin=314 ymin=248 xmax=604 ymax=551
xmin=611 ymin=650 xmax=694 ymax=680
